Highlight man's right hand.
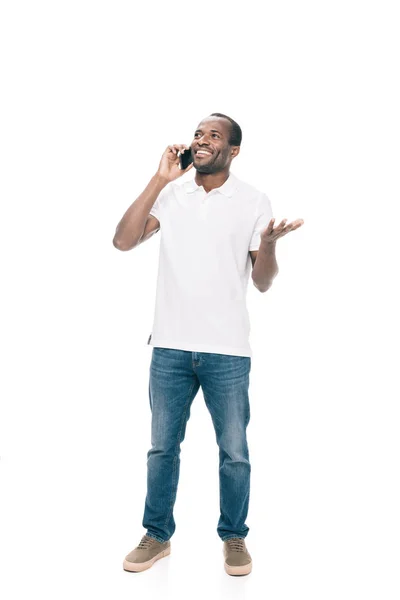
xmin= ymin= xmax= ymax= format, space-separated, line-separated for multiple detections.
xmin=157 ymin=144 xmax=194 ymax=183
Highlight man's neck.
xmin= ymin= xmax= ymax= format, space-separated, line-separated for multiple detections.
xmin=195 ymin=169 xmax=230 ymax=194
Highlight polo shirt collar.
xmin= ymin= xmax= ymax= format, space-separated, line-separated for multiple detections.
xmin=185 ymin=172 xmax=237 ymax=197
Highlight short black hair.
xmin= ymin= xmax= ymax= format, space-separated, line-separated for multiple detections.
xmin=209 ymin=113 xmax=242 ymax=146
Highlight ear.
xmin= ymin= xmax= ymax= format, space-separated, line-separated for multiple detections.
xmin=231 ymin=146 xmax=240 ymax=159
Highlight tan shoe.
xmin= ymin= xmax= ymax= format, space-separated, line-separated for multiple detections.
xmin=223 ymin=537 xmax=252 ymax=576
xmin=123 ymin=535 xmax=171 ymax=572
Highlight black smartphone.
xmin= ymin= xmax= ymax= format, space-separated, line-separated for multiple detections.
xmin=179 ymin=147 xmax=193 ymax=170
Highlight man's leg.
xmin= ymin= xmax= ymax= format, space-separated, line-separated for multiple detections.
xmin=142 ymin=348 xmax=200 ymax=542
xmin=196 ymin=352 xmax=251 ymax=541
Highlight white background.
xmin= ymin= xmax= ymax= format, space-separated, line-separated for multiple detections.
xmin=1 ymin=1 xmax=399 ymax=598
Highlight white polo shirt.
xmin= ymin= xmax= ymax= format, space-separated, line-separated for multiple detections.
xmin=147 ymin=171 xmax=273 ymax=357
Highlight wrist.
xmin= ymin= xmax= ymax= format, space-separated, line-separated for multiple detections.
xmin=154 ymin=172 xmax=170 ymax=187
xmin=260 ymin=239 xmax=276 ymax=252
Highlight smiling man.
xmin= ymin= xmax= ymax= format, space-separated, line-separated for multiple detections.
xmin=113 ymin=113 xmax=304 ymax=576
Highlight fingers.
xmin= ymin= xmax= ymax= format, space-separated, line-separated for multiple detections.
xmin=178 ymin=144 xmax=191 ymax=157
xmin=266 ymin=218 xmax=275 ymax=233
xmin=277 ymin=218 xmax=288 ymax=229
xmin=274 ymin=218 xmax=304 ymax=238
xmin=166 ymin=145 xmax=179 ymax=156
xmin=275 ymin=218 xmax=304 ymax=231
xmin=283 ymin=219 xmax=304 ymax=232
xmin=166 ymin=144 xmax=190 ymax=156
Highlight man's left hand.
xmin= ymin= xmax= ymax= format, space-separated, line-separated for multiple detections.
xmin=260 ymin=218 xmax=304 ymax=244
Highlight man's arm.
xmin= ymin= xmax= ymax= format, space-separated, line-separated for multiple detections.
xmin=112 ymin=173 xmax=167 ymax=251
xmin=250 ymin=243 xmax=279 ymax=293
xmin=250 ymin=216 xmax=304 ymax=292
xmin=112 ymin=143 xmax=193 ymax=251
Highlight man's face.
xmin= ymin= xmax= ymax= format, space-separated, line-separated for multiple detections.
xmin=190 ymin=117 xmax=239 ymax=174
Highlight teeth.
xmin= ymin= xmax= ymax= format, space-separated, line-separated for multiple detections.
xmin=197 ymin=151 xmax=212 ymax=155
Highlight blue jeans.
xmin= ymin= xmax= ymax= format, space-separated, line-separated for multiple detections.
xmin=142 ymin=348 xmax=251 ymax=542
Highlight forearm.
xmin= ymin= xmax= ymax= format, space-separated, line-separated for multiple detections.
xmin=113 ymin=173 xmax=168 ymax=250
xmin=252 ymin=241 xmax=279 ymax=292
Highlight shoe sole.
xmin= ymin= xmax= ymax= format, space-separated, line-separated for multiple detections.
xmin=123 ymin=546 xmax=171 ymax=572
xmin=224 ymin=557 xmax=252 ymax=576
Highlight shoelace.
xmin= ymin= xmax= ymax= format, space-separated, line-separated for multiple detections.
xmin=137 ymin=535 xmax=157 ymax=549
xmin=226 ymin=538 xmax=246 ymax=552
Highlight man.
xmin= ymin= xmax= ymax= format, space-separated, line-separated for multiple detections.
xmin=113 ymin=113 xmax=304 ymax=576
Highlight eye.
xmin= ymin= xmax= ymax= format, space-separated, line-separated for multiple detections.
xmin=212 ymin=134 xmax=219 ymax=138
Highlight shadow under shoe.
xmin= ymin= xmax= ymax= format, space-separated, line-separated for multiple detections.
xmin=223 ymin=538 xmax=252 ymax=576
xmin=123 ymin=535 xmax=171 ymax=572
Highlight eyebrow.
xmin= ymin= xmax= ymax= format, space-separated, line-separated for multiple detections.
xmin=194 ymin=128 xmax=223 ymax=135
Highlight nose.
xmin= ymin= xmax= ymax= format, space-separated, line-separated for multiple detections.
xmin=197 ymin=134 xmax=211 ymax=145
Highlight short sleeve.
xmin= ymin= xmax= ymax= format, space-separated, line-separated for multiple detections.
xmin=248 ymin=193 xmax=274 ymax=251
xmin=149 ymin=186 xmax=169 ymax=222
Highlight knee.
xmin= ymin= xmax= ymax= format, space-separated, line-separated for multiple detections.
xmin=148 ymin=438 xmax=180 ymax=458
xmin=218 ymin=430 xmax=249 ymax=463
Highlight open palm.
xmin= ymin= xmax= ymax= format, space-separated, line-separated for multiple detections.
xmin=261 ymin=218 xmax=304 ymax=243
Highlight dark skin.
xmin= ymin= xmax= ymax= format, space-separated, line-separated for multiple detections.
xmin=114 ymin=115 xmax=304 ymax=291
xmin=185 ymin=116 xmax=240 ymax=192
xmin=180 ymin=116 xmax=304 ymax=291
